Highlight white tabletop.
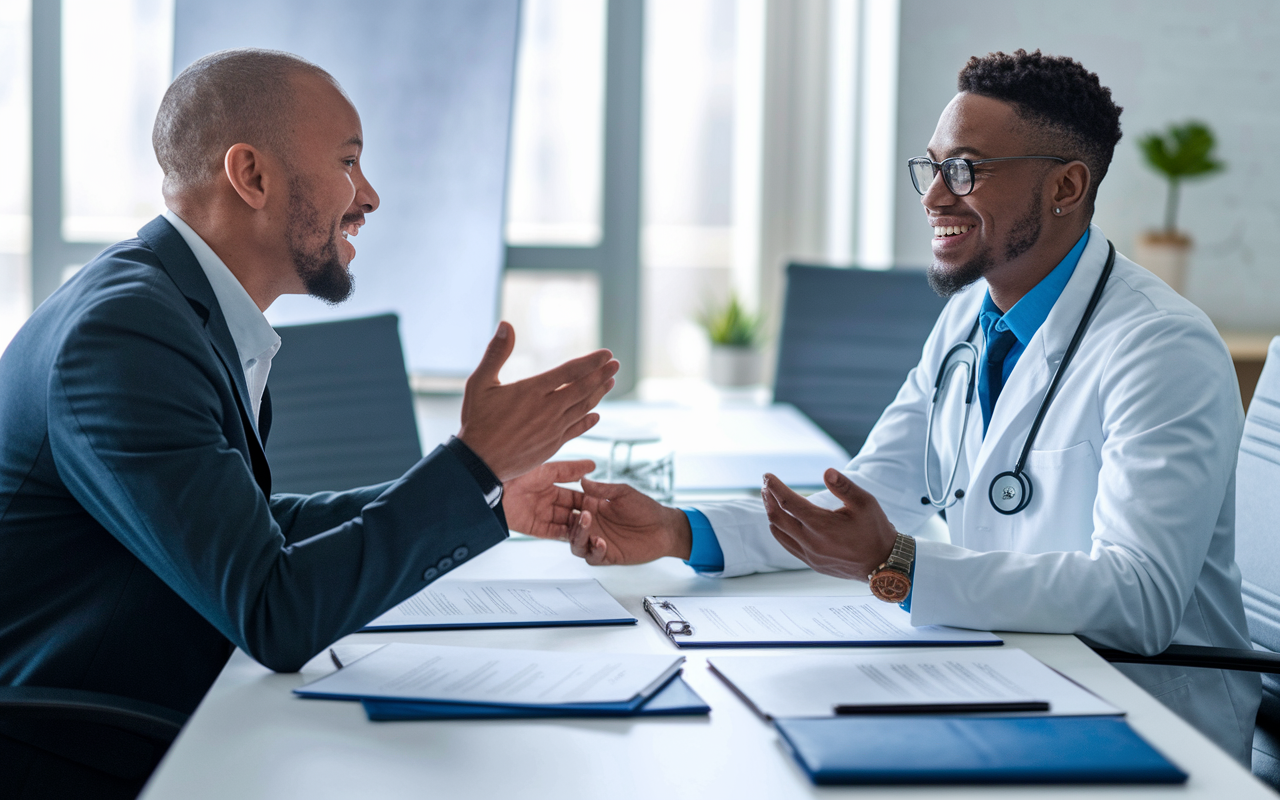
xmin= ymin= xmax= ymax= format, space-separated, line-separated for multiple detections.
xmin=141 ymin=536 xmax=1273 ymax=799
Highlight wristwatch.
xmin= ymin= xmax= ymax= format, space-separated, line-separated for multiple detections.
xmin=868 ymin=533 xmax=915 ymax=603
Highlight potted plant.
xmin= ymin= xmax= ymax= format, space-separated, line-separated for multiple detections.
xmin=698 ymin=292 xmax=765 ymax=387
xmin=1134 ymin=121 xmax=1224 ymax=293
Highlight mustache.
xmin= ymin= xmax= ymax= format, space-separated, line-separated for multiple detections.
xmin=341 ymin=212 xmax=365 ymax=228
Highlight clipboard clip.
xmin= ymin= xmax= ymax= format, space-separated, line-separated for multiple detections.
xmin=645 ymin=597 xmax=693 ymax=636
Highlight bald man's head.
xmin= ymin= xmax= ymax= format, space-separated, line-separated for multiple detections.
xmin=152 ymin=48 xmax=338 ymax=197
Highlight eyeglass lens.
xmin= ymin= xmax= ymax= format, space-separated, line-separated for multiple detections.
xmin=909 ymin=158 xmax=974 ymax=196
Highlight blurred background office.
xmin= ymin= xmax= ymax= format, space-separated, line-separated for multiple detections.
xmin=3 ymin=0 xmax=1278 ymax=400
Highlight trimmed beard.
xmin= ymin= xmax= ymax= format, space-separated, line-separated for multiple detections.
xmin=286 ymin=177 xmax=355 ymax=305
xmin=925 ymin=194 xmax=1044 ymax=298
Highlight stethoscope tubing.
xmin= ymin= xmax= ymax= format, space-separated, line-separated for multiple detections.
xmin=921 ymin=240 xmax=1117 ymax=514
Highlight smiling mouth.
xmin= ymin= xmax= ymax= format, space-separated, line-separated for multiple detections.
xmin=933 ymin=225 xmax=973 ymax=238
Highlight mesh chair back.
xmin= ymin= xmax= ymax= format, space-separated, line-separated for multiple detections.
xmin=773 ymin=264 xmax=947 ymax=456
xmin=265 ymin=314 xmax=422 ymax=494
xmin=1237 ymin=336 xmax=1280 ymax=777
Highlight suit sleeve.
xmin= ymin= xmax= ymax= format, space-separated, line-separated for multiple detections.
xmin=908 ymin=314 xmax=1241 ymax=654
xmin=48 ymin=291 xmax=507 ymax=672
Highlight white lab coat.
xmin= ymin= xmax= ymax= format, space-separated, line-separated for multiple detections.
xmin=695 ymin=226 xmax=1260 ymax=764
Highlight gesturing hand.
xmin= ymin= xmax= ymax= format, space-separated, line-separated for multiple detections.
xmin=565 ymin=479 xmax=692 ymax=566
xmin=762 ymin=468 xmax=898 ymax=581
xmin=503 ymin=460 xmax=596 ymax=539
xmin=458 ymin=322 xmax=619 ymax=482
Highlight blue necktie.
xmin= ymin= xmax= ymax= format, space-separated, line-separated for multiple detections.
xmin=982 ymin=327 xmax=1019 ymax=429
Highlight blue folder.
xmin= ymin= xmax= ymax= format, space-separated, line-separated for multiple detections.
xmin=774 ymin=716 xmax=1187 ymax=785
xmin=362 ymin=675 xmax=709 ymax=721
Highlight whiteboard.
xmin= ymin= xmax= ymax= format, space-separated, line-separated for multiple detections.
xmin=173 ymin=0 xmax=519 ymax=375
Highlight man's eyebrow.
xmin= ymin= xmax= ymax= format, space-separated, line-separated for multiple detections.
xmin=343 ymin=136 xmax=363 ymax=149
xmin=928 ymin=145 xmax=985 ymax=160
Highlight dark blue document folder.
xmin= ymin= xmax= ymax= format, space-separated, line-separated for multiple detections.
xmin=361 ymin=675 xmax=710 ymax=721
xmin=774 ymin=716 xmax=1187 ymax=785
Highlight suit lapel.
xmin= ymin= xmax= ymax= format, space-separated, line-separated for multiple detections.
xmin=137 ymin=216 xmax=272 ymax=497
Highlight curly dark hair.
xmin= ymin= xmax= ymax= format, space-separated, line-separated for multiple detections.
xmin=958 ymin=49 xmax=1123 ymax=212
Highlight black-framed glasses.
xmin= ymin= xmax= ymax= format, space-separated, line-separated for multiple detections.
xmin=907 ymin=156 xmax=1067 ymax=196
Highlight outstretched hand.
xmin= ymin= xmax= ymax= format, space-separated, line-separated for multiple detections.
xmin=762 ymin=468 xmax=898 ymax=580
xmin=503 ymin=460 xmax=596 ymax=539
xmin=458 ymin=322 xmax=619 ymax=482
xmin=564 ymin=479 xmax=691 ymax=566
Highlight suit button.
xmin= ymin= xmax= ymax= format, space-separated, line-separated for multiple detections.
xmin=437 ymin=556 xmax=454 ymax=572
xmin=422 ymin=567 xmax=439 ymax=581
xmin=453 ymin=546 xmax=469 ymax=562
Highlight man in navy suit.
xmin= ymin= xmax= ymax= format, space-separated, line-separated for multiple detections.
xmin=0 ymin=48 xmax=614 ymax=791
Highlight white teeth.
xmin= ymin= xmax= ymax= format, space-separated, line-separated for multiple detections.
xmin=932 ymin=225 xmax=972 ymax=238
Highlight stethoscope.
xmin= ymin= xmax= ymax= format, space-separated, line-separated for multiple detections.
xmin=922 ymin=241 xmax=1115 ymax=515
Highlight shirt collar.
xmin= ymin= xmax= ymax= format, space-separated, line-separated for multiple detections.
xmin=163 ymin=210 xmax=281 ymax=369
xmin=979 ymin=229 xmax=1090 ymax=346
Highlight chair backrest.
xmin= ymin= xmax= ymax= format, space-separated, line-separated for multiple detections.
xmin=264 ymin=314 xmax=422 ymax=494
xmin=773 ymin=264 xmax=947 ymax=456
xmin=1237 ymin=337 xmax=1280 ymax=710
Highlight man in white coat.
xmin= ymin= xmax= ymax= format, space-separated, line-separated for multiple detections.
xmin=549 ymin=50 xmax=1261 ymax=764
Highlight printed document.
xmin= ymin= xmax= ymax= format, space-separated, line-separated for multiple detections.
xmin=645 ymin=595 xmax=1002 ymax=646
xmin=708 ymin=648 xmax=1120 ymax=718
xmin=363 ymin=579 xmax=635 ymax=630
xmin=296 ymin=643 xmax=684 ymax=707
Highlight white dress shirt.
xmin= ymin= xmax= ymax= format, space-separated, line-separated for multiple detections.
xmin=164 ymin=210 xmax=281 ymax=427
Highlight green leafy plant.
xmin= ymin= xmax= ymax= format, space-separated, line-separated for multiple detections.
xmin=1138 ymin=121 xmax=1224 ymax=235
xmin=698 ymin=292 xmax=763 ymax=347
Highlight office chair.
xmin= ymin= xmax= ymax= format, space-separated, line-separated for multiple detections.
xmin=773 ymin=263 xmax=948 ymax=456
xmin=0 ymin=686 xmax=187 ymax=799
xmin=265 ymin=314 xmax=423 ymax=494
xmin=1089 ymin=335 xmax=1280 ymax=786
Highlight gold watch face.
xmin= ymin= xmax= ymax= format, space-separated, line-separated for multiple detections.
xmin=869 ymin=569 xmax=911 ymax=603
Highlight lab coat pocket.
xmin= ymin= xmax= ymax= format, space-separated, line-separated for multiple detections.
xmin=1017 ymin=441 xmax=1100 ymax=553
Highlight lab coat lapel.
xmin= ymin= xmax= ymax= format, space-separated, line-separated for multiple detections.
xmin=966 ymin=226 xmax=1111 ymax=493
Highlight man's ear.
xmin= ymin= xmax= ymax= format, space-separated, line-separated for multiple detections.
xmin=224 ymin=143 xmax=272 ymax=210
xmin=1050 ymin=161 xmax=1091 ymax=217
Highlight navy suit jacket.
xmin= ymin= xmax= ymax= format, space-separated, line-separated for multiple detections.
xmin=0 ymin=217 xmax=507 ymax=715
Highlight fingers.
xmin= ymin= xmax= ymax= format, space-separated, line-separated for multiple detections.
xmin=560 ymin=412 xmax=601 ymax=443
xmin=761 ymin=473 xmax=821 ymax=524
xmin=561 ymin=375 xmax=617 ymax=423
xmin=761 ymin=484 xmax=806 ymax=540
xmin=822 ymin=468 xmax=875 ymax=510
xmin=580 ymin=477 xmax=633 ymax=502
xmin=770 ymin=522 xmax=807 ymax=561
xmin=567 ymin=511 xmax=610 ymax=565
xmin=468 ymin=322 xmax=515 ymax=386
xmin=537 ymin=350 xmax=616 ymax=391
xmin=540 ymin=459 xmax=596 ymax=485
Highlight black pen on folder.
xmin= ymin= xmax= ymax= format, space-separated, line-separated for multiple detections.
xmin=833 ymin=700 xmax=1050 ymax=715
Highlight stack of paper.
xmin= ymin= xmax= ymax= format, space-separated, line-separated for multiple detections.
xmin=363 ymin=579 xmax=635 ymax=631
xmin=296 ymin=643 xmax=707 ymax=720
xmin=708 ymin=648 xmax=1120 ymax=718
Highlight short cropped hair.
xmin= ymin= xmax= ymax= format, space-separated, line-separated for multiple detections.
xmin=152 ymin=48 xmax=334 ymax=196
xmin=958 ymin=49 xmax=1123 ymax=211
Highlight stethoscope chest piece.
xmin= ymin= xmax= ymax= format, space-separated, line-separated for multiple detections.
xmin=988 ymin=470 xmax=1032 ymax=515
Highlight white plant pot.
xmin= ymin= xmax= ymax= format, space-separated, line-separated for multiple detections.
xmin=1133 ymin=232 xmax=1191 ymax=294
xmin=709 ymin=345 xmax=763 ymax=388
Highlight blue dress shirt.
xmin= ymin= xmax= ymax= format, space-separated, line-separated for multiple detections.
xmin=683 ymin=230 xmax=1092 ymax=601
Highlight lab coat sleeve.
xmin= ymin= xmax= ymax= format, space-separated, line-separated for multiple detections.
xmin=909 ymin=313 xmax=1242 ymax=654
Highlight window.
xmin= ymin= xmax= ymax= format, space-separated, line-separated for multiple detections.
xmin=61 ymin=0 xmax=171 ymax=243
xmin=0 ymin=0 xmax=31 ymax=353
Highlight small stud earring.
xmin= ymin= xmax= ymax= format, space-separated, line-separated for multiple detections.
xmin=1054 ymin=207 xmax=1062 ymax=215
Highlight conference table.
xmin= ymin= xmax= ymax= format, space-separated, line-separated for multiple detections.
xmin=141 ymin=532 xmax=1273 ymax=799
